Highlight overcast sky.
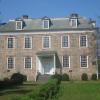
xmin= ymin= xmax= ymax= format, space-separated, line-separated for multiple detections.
xmin=0 ymin=0 xmax=100 ymax=26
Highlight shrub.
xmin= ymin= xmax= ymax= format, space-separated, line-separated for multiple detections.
xmin=10 ymin=73 xmax=27 ymax=85
xmin=81 ymin=73 xmax=88 ymax=81
xmin=62 ymin=73 xmax=69 ymax=81
xmin=51 ymin=74 xmax=62 ymax=84
xmin=91 ymin=73 xmax=97 ymax=80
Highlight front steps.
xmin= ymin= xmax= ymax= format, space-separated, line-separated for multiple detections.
xmin=36 ymin=74 xmax=51 ymax=82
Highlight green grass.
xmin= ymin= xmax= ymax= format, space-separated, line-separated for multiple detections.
xmin=1 ymin=81 xmax=100 ymax=100
xmin=0 ymin=81 xmax=40 ymax=100
xmin=58 ymin=81 xmax=100 ymax=100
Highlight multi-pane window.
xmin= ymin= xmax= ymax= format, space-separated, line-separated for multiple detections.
xmin=43 ymin=20 xmax=49 ymax=29
xmin=7 ymin=37 xmax=14 ymax=48
xmin=71 ymin=19 xmax=77 ymax=28
xmin=61 ymin=36 xmax=69 ymax=48
xmin=80 ymin=35 xmax=87 ymax=47
xmin=43 ymin=36 xmax=50 ymax=48
xmin=80 ymin=56 xmax=88 ymax=68
xmin=16 ymin=21 xmax=22 ymax=30
xmin=62 ymin=56 xmax=70 ymax=67
xmin=24 ymin=36 xmax=32 ymax=48
xmin=24 ymin=57 xmax=32 ymax=68
xmin=7 ymin=57 xmax=14 ymax=69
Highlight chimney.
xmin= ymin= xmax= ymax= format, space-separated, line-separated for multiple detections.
xmin=22 ymin=15 xmax=28 ymax=19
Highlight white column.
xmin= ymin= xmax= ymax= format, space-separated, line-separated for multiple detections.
xmin=35 ymin=56 xmax=38 ymax=81
xmin=54 ymin=54 xmax=56 ymax=74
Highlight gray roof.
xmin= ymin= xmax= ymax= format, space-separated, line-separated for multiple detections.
xmin=0 ymin=14 xmax=96 ymax=32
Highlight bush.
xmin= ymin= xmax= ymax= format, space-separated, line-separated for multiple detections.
xmin=51 ymin=73 xmax=62 ymax=84
xmin=81 ymin=73 xmax=88 ymax=81
xmin=11 ymin=73 xmax=27 ymax=85
xmin=62 ymin=73 xmax=69 ymax=81
xmin=39 ymin=79 xmax=59 ymax=99
xmin=91 ymin=73 xmax=97 ymax=80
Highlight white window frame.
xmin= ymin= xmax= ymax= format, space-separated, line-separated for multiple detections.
xmin=24 ymin=36 xmax=32 ymax=49
xmin=7 ymin=37 xmax=15 ymax=49
xmin=43 ymin=20 xmax=49 ymax=29
xmin=24 ymin=57 xmax=32 ymax=69
xmin=80 ymin=56 xmax=88 ymax=68
xmin=7 ymin=57 xmax=15 ymax=69
xmin=42 ymin=36 xmax=51 ymax=49
xmin=61 ymin=35 xmax=70 ymax=48
xmin=70 ymin=19 xmax=77 ymax=28
xmin=62 ymin=56 xmax=70 ymax=68
xmin=79 ymin=35 xmax=88 ymax=47
xmin=16 ymin=21 xmax=23 ymax=30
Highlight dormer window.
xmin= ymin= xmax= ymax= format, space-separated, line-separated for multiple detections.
xmin=16 ymin=21 xmax=23 ymax=30
xmin=70 ymin=19 xmax=77 ymax=28
xmin=43 ymin=20 xmax=49 ymax=29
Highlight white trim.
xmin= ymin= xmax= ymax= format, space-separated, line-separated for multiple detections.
xmin=79 ymin=35 xmax=88 ymax=48
xmin=61 ymin=35 xmax=70 ymax=48
xmin=42 ymin=36 xmax=51 ymax=49
xmin=7 ymin=36 xmax=15 ymax=49
xmin=80 ymin=56 xmax=88 ymax=68
xmin=16 ymin=21 xmax=23 ymax=30
xmin=70 ymin=19 xmax=77 ymax=28
xmin=62 ymin=55 xmax=70 ymax=68
xmin=54 ymin=54 xmax=56 ymax=74
xmin=7 ymin=57 xmax=15 ymax=69
xmin=24 ymin=57 xmax=32 ymax=69
xmin=43 ymin=20 xmax=49 ymax=29
xmin=24 ymin=36 xmax=32 ymax=49
xmin=0 ymin=31 xmax=95 ymax=35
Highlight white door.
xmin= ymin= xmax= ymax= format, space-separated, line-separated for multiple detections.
xmin=41 ymin=56 xmax=54 ymax=75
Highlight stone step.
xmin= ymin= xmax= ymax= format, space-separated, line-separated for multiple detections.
xmin=36 ymin=74 xmax=51 ymax=82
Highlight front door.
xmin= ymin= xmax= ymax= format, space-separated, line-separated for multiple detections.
xmin=41 ymin=56 xmax=54 ymax=75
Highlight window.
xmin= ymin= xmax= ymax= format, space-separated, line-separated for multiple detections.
xmin=16 ymin=21 xmax=22 ymax=30
xmin=61 ymin=36 xmax=69 ymax=48
xmin=43 ymin=20 xmax=49 ymax=29
xmin=80 ymin=56 xmax=88 ymax=68
xmin=24 ymin=57 xmax=32 ymax=68
xmin=80 ymin=35 xmax=87 ymax=47
xmin=7 ymin=57 xmax=15 ymax=69
xmin=71 ymin=19 xmax=77 ymax=28
xmin=7 ymin=37 xmax=15 ymax=48
xmin=42 ymin=36 xmax=50 ymax=48
xmin=62 ymin=56 xmax=70 ymax=67
xmin=24 ymin=36 xmax=32 ymax=48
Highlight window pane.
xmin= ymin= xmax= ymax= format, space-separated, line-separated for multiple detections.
xmin=43 ymin=36 xmax=50 ymax=48
xmin=62 ymin=36 xmax=68 ymax=47
xmin=81 ymin=56 xmax=87 ymax=67
xmin=63 ymin=56 xmax=69 ymax=67
xmin=43 ymin=20 xmax=49 ymax=29
xmin=8 ymin=38 xmax=14 ymax=48
xmin=8 ymin=57 xmax=14 ymax=69
xmin=25 ymin=57 xmax=32 ymax=68
xmin=72 ymin=20 xmax=76 ymax=27
xmin=25 ymin=37 xmax=31 ymax=48
xmin=80 ymin=36 xmax=87 ymax=47
xmin=16 ymin=21 xmax=22 ymax=30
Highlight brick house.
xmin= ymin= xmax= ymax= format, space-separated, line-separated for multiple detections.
xmin=0 ymin=13 xmax=98 ymax=81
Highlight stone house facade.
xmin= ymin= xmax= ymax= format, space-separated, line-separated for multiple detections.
xmin=0 ymin=14 xmax=98 ymax=81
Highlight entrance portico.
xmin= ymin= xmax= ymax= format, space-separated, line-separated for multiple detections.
xmin=36 ymin=51 xmax=56 ymax=75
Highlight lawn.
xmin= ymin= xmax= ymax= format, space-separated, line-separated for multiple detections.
xmin=1 ymin=81 xmax=100 ymax=100
xmin=0 ymin=81 xmax=41 ymax=100
xmin=58 ymin=81 xmax=100 ymax=100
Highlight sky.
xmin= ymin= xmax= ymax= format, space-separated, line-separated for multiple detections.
xmin=0 ymin=0 xmax=100 ymax=26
